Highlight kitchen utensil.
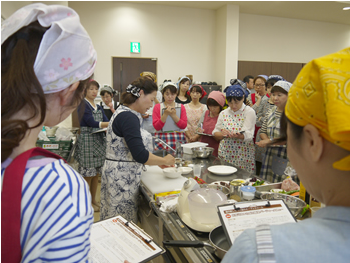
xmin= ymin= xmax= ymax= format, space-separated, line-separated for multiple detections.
xmin=191 ymin=146 xmax=214 ymax=158
xmin=181 ymin=142 xmax=208 ymax=154
xmin=260 ymin=193 xmax=307 ymax=217
xmin=207 ymin=165 xmax=237 ymax=176
xmin=163 ymin=167 xmax=182 ymax=179
xmin=187 ymin=188 xmax=227 ymax=225
xmin=163 ymin=225 xmax=229 ymax=260
xmin=200 ymin=184 xmax=230 ymax=198
xmin=177 ymin=178 xmax=219 ymax=232
xmin=240 ymin=185 xmax=256 ymax=200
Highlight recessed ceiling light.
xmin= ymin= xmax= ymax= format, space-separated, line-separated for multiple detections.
xmin=343 ymin=7 xmax=350 ymax=10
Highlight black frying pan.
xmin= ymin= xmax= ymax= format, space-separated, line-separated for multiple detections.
xmin=163 ymin=226 xmax=230 ymax=260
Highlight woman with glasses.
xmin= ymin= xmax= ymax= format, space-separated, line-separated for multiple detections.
xmin=153 ymin=82 xmax=187 ymax=151
xmin=247 ymin=75 xmax=267 ymax=144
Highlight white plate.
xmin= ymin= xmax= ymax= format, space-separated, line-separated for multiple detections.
xmin=207 ymin=165 xmax=237 ymax=175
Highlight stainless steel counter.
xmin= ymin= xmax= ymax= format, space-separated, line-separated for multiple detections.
xmin=138 ymin=153 xmax=253 ymax=263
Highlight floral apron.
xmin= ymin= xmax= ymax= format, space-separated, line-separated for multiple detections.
xmin=218 ymin=106 xmax=255 ymax=174
xmin=101 ymin=105 xmax=153 ymax=223
xmin=260 ymin=108 xmax=288 ymax=183
xmin=74 ymin=105 xmax=106 ymax=169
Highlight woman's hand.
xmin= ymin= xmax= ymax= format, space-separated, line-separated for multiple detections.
xmin=164 ymin=106 xmax=175 ymax=116
xmin=142 ymin=113 xmax=149 ymax=119
xmin=255 ymin=139 xmax=271 ymax=147
xmin=230 ymin=132 xmax=244 ymax=140
xmin=163 ymin=154 xmax=175 ymax=166
xmin=221 ymin=129 xmax=231 ymax=137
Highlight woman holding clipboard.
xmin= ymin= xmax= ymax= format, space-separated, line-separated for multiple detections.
xmin=153 ymin=82 xmax=187 ymax=151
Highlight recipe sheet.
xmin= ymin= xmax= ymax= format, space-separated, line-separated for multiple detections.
xmin=89 ymin=216 xmax=164 ymax=263
xmin=217 ymin=200 xmax=296 ymax=246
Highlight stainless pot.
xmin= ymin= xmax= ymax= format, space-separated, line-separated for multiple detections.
xmin=163 ymin=226 xmax=229 ymax=260
xmin=191 ymin=146 xmax=214 ymax=158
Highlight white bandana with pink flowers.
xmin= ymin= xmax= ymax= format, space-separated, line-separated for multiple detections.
xmin=1 ymin=3 xmax=97 ymax=94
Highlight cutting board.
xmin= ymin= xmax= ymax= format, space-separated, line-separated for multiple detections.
xmin=141 ymin=165 xmax=188 ymax=195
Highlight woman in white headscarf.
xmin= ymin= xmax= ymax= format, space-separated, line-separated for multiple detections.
xmin=1 ymin=4 xmax=96 ymax=262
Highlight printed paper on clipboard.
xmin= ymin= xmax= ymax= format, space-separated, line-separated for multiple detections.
xmin=217 ymin=199 xmax=296 ymax=246
xmin=162 ymin=107 xmax=181 ymax=132
xmin=89 ymin=215 xmax=165 ymax=263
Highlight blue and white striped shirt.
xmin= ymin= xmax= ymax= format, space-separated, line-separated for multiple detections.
xmin=1 ymin=158 xmax=94 ymax=263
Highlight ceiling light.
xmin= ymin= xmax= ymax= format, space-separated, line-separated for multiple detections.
xmin=343 ymin=7 xmax=350 ymax=10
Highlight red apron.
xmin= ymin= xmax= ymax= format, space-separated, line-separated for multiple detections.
xmin=199 ymin=110 xmax=220 ymax=157
xmin=1 ymin=147 xmax=65 ymax=263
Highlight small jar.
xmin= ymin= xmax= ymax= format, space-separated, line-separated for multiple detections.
xmin=230 ymin=181 xmax=242 ymax=202
xmin=240 ymin=186 xmax=256 ymax=201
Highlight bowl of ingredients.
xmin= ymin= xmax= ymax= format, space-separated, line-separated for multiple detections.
xmin=260 ymin=193 xmax=307 ymax=217
xmin=191 ymin=147 xmax=214 ymax=158
xmin=163 ymin=167 xmax=182 ymax=179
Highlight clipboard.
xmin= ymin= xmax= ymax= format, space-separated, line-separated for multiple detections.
xmin=90 ymin=128 xmax=107 ymax=134
xmin=89 ymin=215 xmax=165 ymax=263
xmin=162 ymin=106 xmax=181 ymax=132
xmin=217 ymin=199 xmax=296 ymax=246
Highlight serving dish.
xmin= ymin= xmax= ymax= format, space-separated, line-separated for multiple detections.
xmin=207 ymin=165 xmax=237 ymax=176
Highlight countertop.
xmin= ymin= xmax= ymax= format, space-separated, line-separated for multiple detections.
xmin=139 ymin=153 xmax=253 ymax=263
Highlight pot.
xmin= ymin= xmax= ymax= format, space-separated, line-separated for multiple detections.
xmin=192 ymin=146 xmax=214 ymax=158
xmin=163 ymin=226 xmax=229 ymax=260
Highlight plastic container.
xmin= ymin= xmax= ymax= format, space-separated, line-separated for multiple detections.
xmin=187 ymin=188 xmax=227 ymax=224
xmin=181 ymin=142 xmax=208 ymax=154
xmin=240 ymin=186 xmax=256 ymax=201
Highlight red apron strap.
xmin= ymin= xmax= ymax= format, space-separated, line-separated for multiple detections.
xmin=1 ymin=147 xmax=65 ymax=263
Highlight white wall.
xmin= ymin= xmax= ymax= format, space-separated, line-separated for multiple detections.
xmin=238 ymin=14 xmax=350 ymax=63
xmin=69 ymin=1 xmax=217 ymax=86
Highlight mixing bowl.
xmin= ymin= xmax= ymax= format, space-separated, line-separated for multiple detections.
xmin=192 ymin=147 xmax=214 ymax=158
xmin=163 ymin=167 xmax=182 ymax=179
xmin=260 ymin=193 xmax=307 ymax=217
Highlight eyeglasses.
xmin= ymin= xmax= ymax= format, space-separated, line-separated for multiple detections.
xmin=254 ymin=84 xmax=265 ymax=87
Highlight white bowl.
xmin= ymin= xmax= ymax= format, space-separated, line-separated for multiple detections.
xmin=163 ymin=167 xmax=182 ymax=179
xmin=179 ymin=167 xmax=192 ymax=175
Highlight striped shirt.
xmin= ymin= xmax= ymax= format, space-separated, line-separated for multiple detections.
xmin=1 ymin=158 xmax=94 ymax=263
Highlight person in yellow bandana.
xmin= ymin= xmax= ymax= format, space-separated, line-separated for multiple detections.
xmin=221 ymin=47 xmax=350 ymax=263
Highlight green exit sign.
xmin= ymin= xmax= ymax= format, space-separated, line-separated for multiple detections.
xmin=130 ymin=42 xmax=140 ymax=53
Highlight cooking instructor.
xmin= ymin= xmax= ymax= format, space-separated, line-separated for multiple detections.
xmin=100 ymin=77 xmax=175 ymax=223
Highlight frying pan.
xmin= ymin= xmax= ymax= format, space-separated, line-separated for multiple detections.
xmin=163 ymin=226 xmax=230 ymax=260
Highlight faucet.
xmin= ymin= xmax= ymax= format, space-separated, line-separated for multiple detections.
xmin=153 ymin=136 xmax=176 ymax=153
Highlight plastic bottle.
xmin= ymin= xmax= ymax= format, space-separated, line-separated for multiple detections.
xmin=42 ymin=126 xmax=47 ymax=136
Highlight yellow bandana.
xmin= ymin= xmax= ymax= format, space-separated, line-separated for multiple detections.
xmin=285 ymin=47 xmax=350 ymax=171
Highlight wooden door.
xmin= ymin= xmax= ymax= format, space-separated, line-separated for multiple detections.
xmin=112 ymin=57 xmax=157 ymax=103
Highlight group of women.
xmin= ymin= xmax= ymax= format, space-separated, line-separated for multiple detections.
xmin=2 ymin=3 xmax=349 ymax=262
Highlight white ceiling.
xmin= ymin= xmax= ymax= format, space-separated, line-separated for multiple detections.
xmin=135 ymin=1 xmax=350 ymax=25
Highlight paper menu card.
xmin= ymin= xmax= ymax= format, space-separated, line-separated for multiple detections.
xmin=217 ymin=200 xmax=296 ymax=246
xmin=89 ymin=215 xmax=164 ymax=263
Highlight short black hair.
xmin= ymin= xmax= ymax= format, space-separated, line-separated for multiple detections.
xmin=243 ymin=75 xmax=254 ymax=83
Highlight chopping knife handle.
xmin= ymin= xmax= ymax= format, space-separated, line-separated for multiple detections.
xmin=163 ymin=240 xmax=208 ymax=248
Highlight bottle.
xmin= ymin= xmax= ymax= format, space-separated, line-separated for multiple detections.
xmin=230 ymin=181 xmax=242 ymax=202
xmin=299 ymin=181 xmax=310 ymax=205
xmin=42 ymin=126 xmax=47 ymax=136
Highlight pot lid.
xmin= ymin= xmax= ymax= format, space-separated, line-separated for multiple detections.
xmin=188 ymin=188 xmax=226 ymax=204
xmin=240 ymin=186 xmax=256 ymax=192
